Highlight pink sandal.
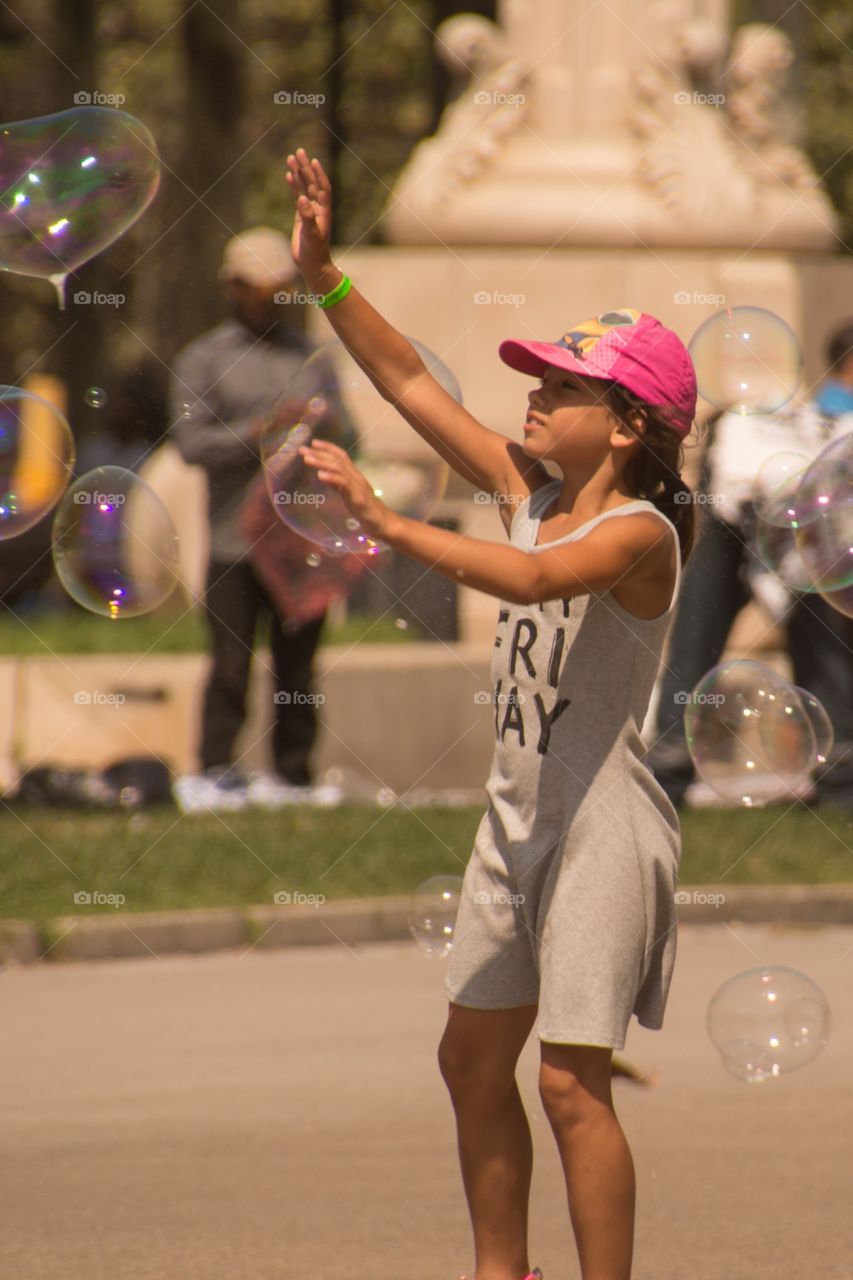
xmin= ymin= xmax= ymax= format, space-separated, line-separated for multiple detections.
xmin=458 ymin=1272 xmax=542 ymax=1279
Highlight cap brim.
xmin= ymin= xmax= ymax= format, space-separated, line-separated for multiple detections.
xmin=498 ymin=338 xmax=612 ymax=382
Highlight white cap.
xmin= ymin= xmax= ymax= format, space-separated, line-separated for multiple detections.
xmin=219 ymin=227 xmax=298 ymax=286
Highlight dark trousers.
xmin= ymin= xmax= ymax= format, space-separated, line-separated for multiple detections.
xmin=650 ymin=514 xmax=853 ymax=806
xmin=200 ymin=560 xmax=325 ymax=784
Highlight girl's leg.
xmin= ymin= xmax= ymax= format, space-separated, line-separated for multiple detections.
xmin=438 ymin=1002 xmax=539 ymax=1280
xmin=539 ymin=1042 xmax=635 ymax=1280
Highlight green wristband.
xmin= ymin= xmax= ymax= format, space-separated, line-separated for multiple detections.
xmin=317 ymin=273 xmax=353 ymax=309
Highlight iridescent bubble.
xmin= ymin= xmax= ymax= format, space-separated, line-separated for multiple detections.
xmin=817 ymin=582 xmax=853 ymax=620
xmin=754 ymin=516 xmax=816 ymax=592
xmin=708 ymin=966 xmax=830 ymax=1081
xmin=793 ymin=686 xmax=834 ymax=765
xmin=754 ymin=451 xmax=811 ymax=529
xmin=0 ymin=385 xmax=75 ymax=540
xmin=305 ymin=552 xmax=322 ymax=568
xmin=408 ymin=874 xmax=464 ymax=957
xmin=684 ymin=660 xmax=818 ymax=806
xmin=793 ymin=431 xmax=853 ymax=592
xmin=689 ymin=306 xmax=801 ymax=414
xmin=0 ymin=107 xmax=161 ymax=307
xmin=85 ymin=386 xmax=107 ymax=409
xmin=262 ymin=338 xmax=458 ymax=554
xmin=51 ymin=465 xmax=179 ymax=618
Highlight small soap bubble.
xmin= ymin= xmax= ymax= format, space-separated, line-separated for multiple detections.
xmin=84 ymin=386 xmax=107 ymax=409
xmin=684 ymin=659 xmax=819 ymax=806
xmin=51 ymin=465 xmax=180 ymax=619
xmin=708 ymin=966 xmax=830 ymax=1081
xmin=408 ymin=875 xmax=464 ymax=957
xmin=689 ymin=306 xmax=802 ymax=415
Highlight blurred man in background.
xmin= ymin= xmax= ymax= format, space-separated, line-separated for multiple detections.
xmin=169 ymin=228 xmax=341 ymax=811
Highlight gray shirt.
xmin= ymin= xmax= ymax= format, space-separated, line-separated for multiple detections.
xmin=168 ymin=318 xmax=316 ymax=563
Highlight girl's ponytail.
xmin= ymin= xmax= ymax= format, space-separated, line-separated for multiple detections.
xmin=603 ymin=383 xmax=697 ymax=562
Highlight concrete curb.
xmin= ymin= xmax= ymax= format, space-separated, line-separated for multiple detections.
xmin=2 ymin=886 xmax=853 ymax=966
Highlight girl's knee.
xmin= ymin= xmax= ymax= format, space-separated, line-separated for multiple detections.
xmin=538 ymin=1045 xmax=613 ymax=1124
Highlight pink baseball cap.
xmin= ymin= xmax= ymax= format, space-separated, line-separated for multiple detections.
xmin=498 ymin=308 xmax=697 ymax=437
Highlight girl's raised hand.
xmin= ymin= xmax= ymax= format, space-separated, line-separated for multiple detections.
xmin=285 ymin=148 xmax=333 ymax=281
xmin=299 ymin=440 xmax=392 ymax=541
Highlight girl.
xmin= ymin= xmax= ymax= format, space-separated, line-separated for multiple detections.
xmin=286 ymin=148 xmax=697 ymax=1280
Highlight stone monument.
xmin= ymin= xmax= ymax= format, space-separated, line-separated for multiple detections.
xmin=382 ymin=1 xmax=837 ymax=250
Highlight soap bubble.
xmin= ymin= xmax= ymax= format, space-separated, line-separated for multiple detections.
xmin=84 ymin=387 xmax=107 ymax=409
xmin=753 ymin=517 xmax=816 ymax=593
xmin=0 ymin=385 xmax=75 ymax=540
xmin=684 ymin=660 xmax=818 ymax=806
xmin=817 ymin=582 xmax=853 ymax=620
xmin=52 ymin=465 xmax=179 ymax=618
xmin=689 ymin=306 xmax=801 ymax=414
xmin=0 ymin=107 xmax=161 ymax=306
xmin=792 ymin=431 xmax=853 ymax=593
xmin=708 ymin=966 xmax=830 ymax=1081
xmin=261 ymin=338 xmax=458 ymax=555
xmin=793 ymin=686 xmax=834 ymax=765
xmin=754 ymin=452 xmax=811 ymax=528
xmin=408 ymin=874 xmax=464 ymax=957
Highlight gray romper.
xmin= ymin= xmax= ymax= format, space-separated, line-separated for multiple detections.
xmin=445 ymin=479 xmax=683 ymax=1049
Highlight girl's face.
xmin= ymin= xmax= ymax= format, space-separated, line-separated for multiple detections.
xmin=522 ymin=366 xmax=622 ymax=465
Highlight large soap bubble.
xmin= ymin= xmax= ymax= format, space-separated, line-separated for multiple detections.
xmin=261 ymin=338 xmax=457 ymax=555
xmin=0 ymin=385 xmax=75 ymax=539
xmin=793 ymin=431 xmax=853 ymax=593
xmin=683 ymin=660 xmax=821 ymax=807
xmin=708 ymin=966 xmax=830 ymax=1082
xmin=52 ymin=466 xmax=179 ymax=618
xmin=0 ymin=107 xmax=161 ymax=306
xmin=689 ymin=306 xmax=801 ymax=414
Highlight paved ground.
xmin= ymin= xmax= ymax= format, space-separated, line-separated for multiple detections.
xmin=1 ymin=923 xmax=852 ymax=1280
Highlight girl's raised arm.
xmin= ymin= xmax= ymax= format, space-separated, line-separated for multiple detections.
xmin=285 ymin=148 xmax=547 ymax=519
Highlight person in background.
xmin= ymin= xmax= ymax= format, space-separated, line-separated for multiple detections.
xmin=169 ymin=227 xmax=342 ymax=810
xmin=648 ymin=318 xmax=853 ymax=811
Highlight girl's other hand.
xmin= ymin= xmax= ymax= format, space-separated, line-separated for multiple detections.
xmin=285 ymin=148 xmax=334 ymax=282
xmin=298 ymin=440 xmax=393 ymax=541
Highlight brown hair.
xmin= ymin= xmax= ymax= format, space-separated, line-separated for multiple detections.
xmin=603 ymin=382 xmax=696 ymax=562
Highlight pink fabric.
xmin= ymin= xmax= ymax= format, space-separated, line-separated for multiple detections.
xmin=499 ymin=308 xmax=697 ymax=437
xmin=239 ymin=471 xmax=367 ymax=624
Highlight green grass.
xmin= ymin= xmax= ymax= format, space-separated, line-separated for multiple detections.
xmin=1 ymin=802 xmax=851 ymax=924
xmin=0 ymin=608 xmax=419 ymax=656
